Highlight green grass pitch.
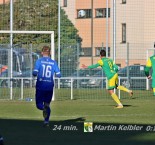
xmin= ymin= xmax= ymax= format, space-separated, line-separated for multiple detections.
xmin=0 ymin=98 xmax=155 ymax=145
xmin=0 ymin=96 xmax=155 ymax=145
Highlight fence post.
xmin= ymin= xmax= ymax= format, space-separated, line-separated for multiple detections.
xmin=146 ymin=50 xmax=149 ymax=90
xmin=21 ymin=78 xmax=23 ymax=100
xmin=77 ymin=43 xmax=80 ymax=89
xmin=146 ymin=78 xmax=149 ymax=90
xmin=71 ymin=78 xmax=73 ymax=100
xmin=52 ymin=78 xmax=55 ymax=101
xmin=52 ymin=87 xmax=55 ymax=101
xmin=106 ymin=77 xmax=108 ymax=90
xmin=118 ymin=77 xmax=121 ymax=99
xmin=127 ymin=42 xmax=130 ymax=89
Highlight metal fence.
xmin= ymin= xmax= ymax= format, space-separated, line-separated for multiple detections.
xmin=0 ymin=0 xmax=155 ymax=100
xmin=0 ymin=76 xmax=152 ymax=101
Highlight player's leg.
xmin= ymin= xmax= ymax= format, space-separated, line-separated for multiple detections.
xmin=35 ymin=90 xmax=49 ymax=126
xmin=43 ymin=89 xmax=53 ymax=126
xmin=43 ymin=102 xmax=51 ymax=126
xmin=108 ymin=74 xmax=123 ymax=108
xmin=117 ymin=86 xmax=133 ymax=97
xmin=152 ymin=79 xmax=155 ymax=96
xmin=35 ymin=89 xmax=44 ymax=110
xmin=116 ymin=75 xmax=133 ymax=97
xmin=109 ymin=89 xmax=123 ymax=108
xmin=43 ymin=102 xmax=50 ymax=120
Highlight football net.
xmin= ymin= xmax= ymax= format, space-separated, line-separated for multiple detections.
xmin=0 ymin=30 xmax=55 ymax=101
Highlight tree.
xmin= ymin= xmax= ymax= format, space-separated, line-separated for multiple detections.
xmin=0 ymin=0 xmax=81 ymax=46
xmin=0 ymin=0 xmax=82 ymax=76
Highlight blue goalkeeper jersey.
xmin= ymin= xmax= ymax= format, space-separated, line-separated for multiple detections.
xmin=33 ymin=57 xmax=61 ymax=90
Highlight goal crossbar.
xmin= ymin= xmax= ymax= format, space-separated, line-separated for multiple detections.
xmin=0 ymin=30 xmax=54 ymax=34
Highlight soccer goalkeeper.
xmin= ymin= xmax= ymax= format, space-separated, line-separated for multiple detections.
xmin=145 ymin=54 xmax=155 ymax=96
xmin=33 ymin=46 xmax=61 ymax=126
xmin=82 ymin=50 xmax=133 ymax=108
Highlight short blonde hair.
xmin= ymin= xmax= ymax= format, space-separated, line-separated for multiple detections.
xmin=42 ymin=46 xmax=51 ymax=56
xmin=42 ymin=46 xmax=50 ymax=52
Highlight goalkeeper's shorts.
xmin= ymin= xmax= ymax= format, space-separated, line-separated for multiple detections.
xmin=36 ymin=89 xmax=53 ymax=104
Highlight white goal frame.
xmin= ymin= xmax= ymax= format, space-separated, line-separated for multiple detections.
xmin=0 ymin=30 xmax=55 ymax=100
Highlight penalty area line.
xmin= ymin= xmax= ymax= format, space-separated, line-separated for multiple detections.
xmin=52 ymin=113 xmax=155 ymax=118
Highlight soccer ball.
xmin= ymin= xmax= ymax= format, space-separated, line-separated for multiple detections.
xmin=78 ymin=10 xmax=86 ymax=17
xmin=0 ymin=135 xmax=3 ymax=145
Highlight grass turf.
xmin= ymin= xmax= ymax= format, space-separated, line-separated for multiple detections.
xmin=0 ymin=99 xmax=155 ymax=145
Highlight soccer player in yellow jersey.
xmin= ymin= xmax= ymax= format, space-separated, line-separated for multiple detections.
xmin=145 ymin=54 xmax=155 ymax=95
xmin=82 ymin=50 xmax=133 ymax=108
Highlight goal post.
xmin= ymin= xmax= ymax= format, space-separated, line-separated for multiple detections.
xmin=0 ymin=30 xmax=55 ymax=100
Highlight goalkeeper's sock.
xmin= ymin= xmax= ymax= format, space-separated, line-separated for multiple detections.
xmin=111 ymin=93 xmax=122 ymax=106
xmin=44 ymin=106 xmax=51 ymax=122
xmin=117 ymin=85 xmax=130 ymax=92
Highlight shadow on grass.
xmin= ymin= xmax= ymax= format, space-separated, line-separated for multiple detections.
xmin=0 ymin=118 xmax=155 ymax=145
xmin=123 ymin=105 xmax=133 ymax=107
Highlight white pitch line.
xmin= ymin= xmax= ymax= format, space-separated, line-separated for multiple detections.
xmin=51 ymin=114 xmax=155 ymax=118
xmin=1 ymin=114 xmax=154 ymax=120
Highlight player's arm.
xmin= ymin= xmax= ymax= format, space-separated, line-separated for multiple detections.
xmin=88 ymin=63 xmax=100 ymax=69
xmin=144 ymin=58 xmax=152 ymax=78
xmin=87 ymin=60 xmax=103 ymax=69
xmin=32 ymin=60 xmax=40 ymax=77
xmin=54 ymin=62 xmax=61 ymax=78
xmin=82 ymin=60 xmax=103 ymax=69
